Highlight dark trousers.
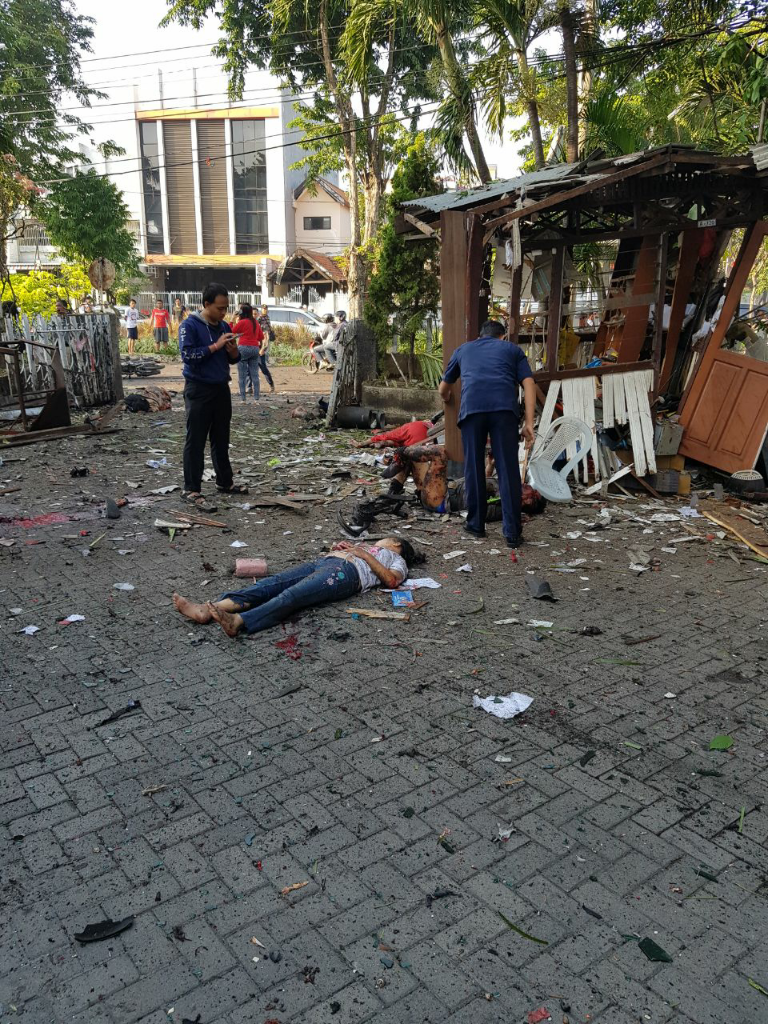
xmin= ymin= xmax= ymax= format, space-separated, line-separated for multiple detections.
xmin=259 ymin=353 xmax=274 ymax=388
xmin=183 ymin=379 xmax=233 ymax=493
xmin=460 ymin=410 xmax=522 ymax=541
xmin=219 ymin=557 xmax=360 ymax=634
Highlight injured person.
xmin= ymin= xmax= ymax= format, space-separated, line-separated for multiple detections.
xmin=394 ymin=442 xmax=546 ymax=520
xmin=173 ymin=536 xmax=425 ymax=637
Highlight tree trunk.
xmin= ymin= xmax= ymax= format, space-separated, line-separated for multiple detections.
xmin=435 ymin=24 xmax=491 ymax=183
xmin=518 ymin=51 xmax=545 ymax=169
xmin=559 ymin=4 xmax=579 ymax=162
xmin=363 ymin=169 xmax=382 ymax=248
xmin=578 ymin=0 xmax=598 ymax=154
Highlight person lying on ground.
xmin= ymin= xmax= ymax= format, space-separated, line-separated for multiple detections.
xmin=351 ymin=416 xmax=440 ymax=450
xmin=173 ymin=536 xmax=425 ymax=637
xmin=393 ymin=442 xmax=545 ymax=520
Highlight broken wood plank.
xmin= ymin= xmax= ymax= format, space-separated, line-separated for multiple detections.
xmin=346 ymin=608 xmax=411 ymax=621
xmin=702 ymin=510 xmax=768 ymax=559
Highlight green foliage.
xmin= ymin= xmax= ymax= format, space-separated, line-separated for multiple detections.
xmin=0 ymin=264 xmax=90 ymax=316
xmin=365 ymin=135 xmax=443 ymax=357
xmin=40 ymin=170 xmax=140 ymax=273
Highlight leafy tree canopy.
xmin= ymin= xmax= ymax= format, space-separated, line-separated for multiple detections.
xmin=0 ymin=263 xmax=90 ymax=316
xmin=40 ymin=170 xmax=140 ymax=273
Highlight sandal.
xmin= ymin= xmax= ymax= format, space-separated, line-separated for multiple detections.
xmin=216 ymin=483 xmax=249 ymax=495
xmin=181 ymin=491 xmax=218 ymax=512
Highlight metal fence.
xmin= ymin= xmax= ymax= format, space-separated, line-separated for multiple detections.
xmin=135 ymin=291 xmax=263 ymax=314
xmin=0 ymin=312 xmax=118 ymax=412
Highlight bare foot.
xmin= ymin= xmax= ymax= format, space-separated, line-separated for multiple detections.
xmin=173 ymin=592 xmax=212 ymax=624
xmin=207 ymin=601 xmax=243 ymax=638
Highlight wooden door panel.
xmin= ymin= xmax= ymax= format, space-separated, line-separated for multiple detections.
xmin=680 ymin=352 xmax=768 ymax=471
xmin=684 ymin=361 xmax=741 ymax=444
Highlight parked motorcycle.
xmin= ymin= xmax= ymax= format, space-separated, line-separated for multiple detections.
xmin=121 ymin=357 xmax=165 ymax=378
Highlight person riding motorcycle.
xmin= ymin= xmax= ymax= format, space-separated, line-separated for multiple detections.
xmin=312 ymin=314 xmax=337 ymax=368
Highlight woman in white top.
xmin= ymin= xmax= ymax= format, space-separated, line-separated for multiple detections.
xmin=173 ymin=536 xmax=424 ymax=637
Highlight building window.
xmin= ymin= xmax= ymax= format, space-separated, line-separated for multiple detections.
xmin=303 ymin=216 xmax=331 ymax=231
xmin=139 ymin=122 xmax=165 ymax=254
xmin=231 ymin=120 xmax=268 ymax=254
xmin=20 ymin=221 xmax=51 ymax=246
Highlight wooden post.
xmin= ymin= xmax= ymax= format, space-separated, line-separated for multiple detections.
xmin=440 ymin=210 xmax=469 ymax=461
xmin=466 ymin=214 xmax=484 ymax=341
xmin=508 ymin=263 xmax=523 ymax=342
xmin=652 ymin=233 xmax=668 ymax=393
xmin=109 ymin=313 xmax=124 ymax=403
xmin=11 ymin=350 xmax=28 ymax=430
xmin=658 ymin=228 xmax=703 ymax=393
xmin=616 ymin=233 xmax=660 ymax=362
xmin=679 ymin=220 xmax=768 ymax=414
xmin=545 ymin=247 xmax=565 ymax=372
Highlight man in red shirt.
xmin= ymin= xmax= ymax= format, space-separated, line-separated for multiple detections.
xmin=150 ymin=300 xmax=171 ymax=353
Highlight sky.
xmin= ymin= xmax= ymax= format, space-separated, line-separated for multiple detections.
xmin=72 ymin=0 xmax=524 ymax=181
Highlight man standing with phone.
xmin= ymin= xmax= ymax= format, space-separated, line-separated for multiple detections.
xmin=180 ymin=283 xmax=248 ymax=511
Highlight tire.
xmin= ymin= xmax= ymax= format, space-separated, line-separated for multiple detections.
xmin=301 ymin=350 xmax=319 ymax=375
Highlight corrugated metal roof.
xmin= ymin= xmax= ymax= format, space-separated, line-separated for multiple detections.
xmin=401 ymin=161 xmax=581 ymax=214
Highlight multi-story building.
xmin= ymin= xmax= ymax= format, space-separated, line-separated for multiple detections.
xmin=8 ymin=66 xmax=350 ymax=311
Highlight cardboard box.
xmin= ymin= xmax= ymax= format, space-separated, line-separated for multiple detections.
xmin=656 ymin=454 xmax=685 ymax=472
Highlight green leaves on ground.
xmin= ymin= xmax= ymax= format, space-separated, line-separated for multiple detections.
xmin=709 ymin=735 xmax=734 ymax=751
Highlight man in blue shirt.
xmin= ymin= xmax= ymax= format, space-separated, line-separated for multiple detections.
xmin=439 ymin=319 xmax=536 ymax=547
xmin=180 ymin=282 xmax=247 ymax=511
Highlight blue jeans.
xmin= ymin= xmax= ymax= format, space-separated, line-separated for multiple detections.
xmin=218 ymin=557 xmax=360 ymax=635
xmin=237 ymin=346 xmax=260 ymax=399
xmin=259 ymin=352 xmax=274 ymax=388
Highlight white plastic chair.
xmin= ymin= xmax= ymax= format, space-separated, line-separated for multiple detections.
xmin=527 ymin=417 xmax=593 ymax=502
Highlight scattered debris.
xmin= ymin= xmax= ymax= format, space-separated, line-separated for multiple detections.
xmin=280 ymin=881 xmax=309 ymax=896
xmin=709 ymin=735 xmax=734 ymax=751
xmin=18 ymin=625 xmax=40 ymax=635
xmin=142 ymin=784 xmax=167 ymax=796
xmin=664 ymin=692 xmax=677 ymax=699
xmin=579 ymin=750 xmax=596 ymax=766
xmin=455 ymin=563 xmax=472 ymax=572
xmin=526 ymin=576 xmax=558 ymax=601
xmin=426 ymin=888 xmax=457 ymax=908
xmin=230 ymin=540 xmax=248 ymax=548
xmin=749 ymin=978 xmax=768 ymax=997
xmin=94 ymin=700 xmax=142 ymax=728
xmin=442 ymin=550 xmax=466 ymax=560
xmin=494 ymin=618 xmax=520 ymax=625
xmin=105 ymin=498 xmax=121 ymax=520
xmin=58 ymin=614 xmax=85 ymax=624
xmin=638 ymin=937 xmax=673 ymax=963
xmin=113 ymin=583 xmax=135 ymax=592
xmin=74 ymin=916 xmax=134 ymax=943
xmin=497 ymin=912 xmax=548 ymax=945
xmin=473 ymin=692 xmax=533 ymax=719
xmin=347 ymin=608 xmax=410 ymax=621
xmin=70 ymin=466 xmax=89 ymax=477
xmin=527 ymin=1009 xmax=551 ymax=1024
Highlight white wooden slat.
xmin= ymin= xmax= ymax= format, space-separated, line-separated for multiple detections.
xmin=635 ymin=370 xmax=657 ymax=475
xmin=561 ymin=379 xmax=579 ymax=474
xmin=602 ymin=373 xmax=615 ymax=429
xmin=614 ymin=371 xmax=628 ymax=425
xmin=534 ymin=379 xmax=560 ymax=457
xmin=624 ymin=372 xmax=647 ymax=476
xmin=587 ymin=376 xmax=600 ymax=482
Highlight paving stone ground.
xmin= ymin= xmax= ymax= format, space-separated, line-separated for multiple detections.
xmin=1 ymin=382 xmax=767 ymax=1024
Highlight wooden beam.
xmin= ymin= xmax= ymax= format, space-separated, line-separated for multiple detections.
xmin=615 ymin=233 xmax=660 ymax=362
xmin=652 ymin=233 xmax=669 ymax=391
xmin=466 ymin=214 xmax=484 ymax=342
xmin=403 ymin=212 xmax=437 ymax=238
xmin=440 ymin=210 xmax=468 ymax=461
xmin=508 ymin=263 xmax=523 ymax=342
xmin=658 ymin=228 xmax=702 ymax=393
xmin=679 ymin=220 xmax=768 ymax=415
xmin=534 ymin=359 xmax=654 ymax=385
xmin=483 ymin=152 xmax=671 ymax=236
xmin=545 ymin=247 xmax=565 ymax=372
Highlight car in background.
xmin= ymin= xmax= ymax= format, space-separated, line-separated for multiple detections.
xmin=263 ymin=305 xmax=327 ymax=333
xmin=115 ymin=305 xmax=150 ymax=331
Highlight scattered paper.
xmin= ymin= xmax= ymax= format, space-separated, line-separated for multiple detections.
xmin=149 ymin=485 xmax=178 ymax=495
xmin=494 ymin=618 xmax=520 ymax=625
xmin=473 ymin=692 xmax=533 ymax=719
xmin=230 ymin=540 xmax=248 ymax=548
xmin=455 ymin=563 xmax=472 ymax=573
xmin=125 ymin=481 xmax=141 ymax=489
xmin=443 ymin=550 xmax=466 ymax=560
xmin=497 ymin=822 xmax=515 ymax=840
xmin=113 ymin=583 xmax=135 ymax=592
xmin=0 ymin=538 xmax=16 ymax=547
xmin=58 ymin=614 xmax=85 ymax=624
xmin=528 ymin=619 xmax=553 ymax=628
xmin=679 ymin=507 xmax=702 ymax=518
xmin=9 ymin=607 xmax=22 ymax=616
xmin=18 ymin=625 xmax=39 ymax=635
xmin=280 ymin=881 xmax=309 ymax=895
xmin=494 ymin=754 xmax=513 ymax=763
xmin=146 ymin=458 xmax=168 ymax=469
xmin=117 ymin=549 xmax=134 ymax=556
xmin=664 ymin=692 xmax=677 ymax=699
xmin=566 ymin=531 xmax=582 ymax=539
xmin=661 ymin=547 xmax=677 ymax=554
xmin=402 ymin=578 xmax=441 ymax=589
xmin=650 ymin=512 xmax=681 ymax=522
xmin=629 ymin=563 xmax=650 ymax=572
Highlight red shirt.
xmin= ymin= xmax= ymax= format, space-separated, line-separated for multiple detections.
xmin=370 ymin=420 xmax=430 ymax=447
xmin=234 ymin=318 xmax=264 ymax=347
xmin=152 ymin=308 xmax=171 ymax=328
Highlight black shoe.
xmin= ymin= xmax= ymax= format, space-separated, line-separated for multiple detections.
xmin=463 ymin=524 xmax=486 ymax=539
xmin=506 ymin=535 xmax=524 ymax=549
xmin=387 ymin=480 xmax=404 ymax=496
